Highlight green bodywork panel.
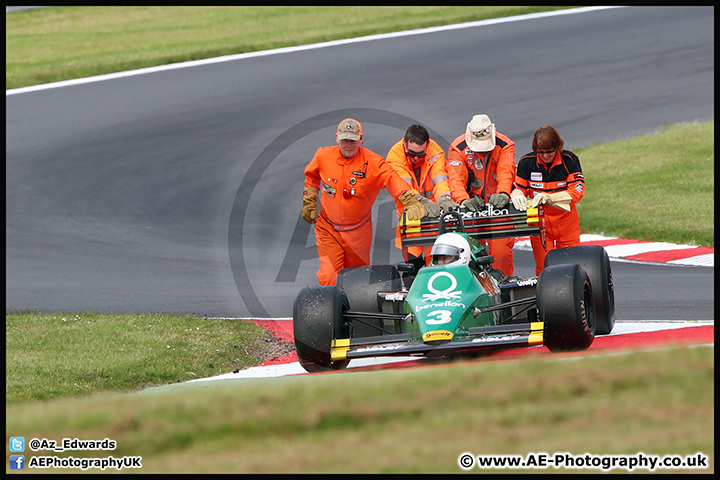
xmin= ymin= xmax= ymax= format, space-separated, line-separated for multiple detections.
xmin=405 ymin=262 xmax=499 ymax=341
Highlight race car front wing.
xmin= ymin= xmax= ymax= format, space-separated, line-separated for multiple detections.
xmin=331 ymin=322 xmax=545 ymax=362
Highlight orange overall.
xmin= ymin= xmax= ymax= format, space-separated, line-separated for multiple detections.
xmin=386 ymin=139 xmax=451 ymax=265
xmin=304 ymin=145 xmax=412 ymax=285
xmin=515 ymin=150 xmax=585 ymax=275
xmin=447 ymin=132 xmax=517 ymax=276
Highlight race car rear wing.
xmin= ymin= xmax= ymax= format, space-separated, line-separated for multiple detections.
xmin=400 ymin=205 xmax=544 ymax=249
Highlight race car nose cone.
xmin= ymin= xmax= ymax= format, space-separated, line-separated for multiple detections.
xmin=422 ymin=330 xmax=454 ymax=343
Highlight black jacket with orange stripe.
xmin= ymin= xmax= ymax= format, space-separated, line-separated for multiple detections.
xmin=515 ymin=150 xmax=585 ymax=240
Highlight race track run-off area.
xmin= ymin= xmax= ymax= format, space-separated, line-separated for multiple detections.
xmin=195 ymin=234 xmax=713 ymax=381
xmin=197 ymin=320 xmax=713 ymax=381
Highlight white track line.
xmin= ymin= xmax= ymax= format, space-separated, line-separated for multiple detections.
xmin=7 ymin=7 xmax=621 ymax=96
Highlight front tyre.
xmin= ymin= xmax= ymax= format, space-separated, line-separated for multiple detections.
xmin=538 ymin=263 xmax=595 ymax=352
xmin=293 ymin=285 xmax=350 ymax=372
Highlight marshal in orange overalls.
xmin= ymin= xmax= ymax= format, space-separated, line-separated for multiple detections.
xmin=386 ymin=138 xmax=451 ymax=266
xmin=447 ymin=131 xmax=517 ymax=276
xmin=304 ymin=145 xmax=413 ymax=285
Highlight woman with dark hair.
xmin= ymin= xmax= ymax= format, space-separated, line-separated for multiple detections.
xmin=510 ymin=125 xmax=585 ymax=275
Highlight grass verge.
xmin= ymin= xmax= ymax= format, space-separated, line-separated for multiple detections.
xmin=6 ymin=345 xmax=713 ymax=473
xmin=5 ymin=311 xmax=287 ymax=404
xmin=578 ymin=121 xmax=714 ymax=247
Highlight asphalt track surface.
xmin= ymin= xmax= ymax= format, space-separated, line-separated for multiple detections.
xmin=6 ymin=7 xmax=714 ymax=321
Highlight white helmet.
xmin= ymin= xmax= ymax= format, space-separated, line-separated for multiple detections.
xmin=430 ymin=233 xmax=471 ymax=266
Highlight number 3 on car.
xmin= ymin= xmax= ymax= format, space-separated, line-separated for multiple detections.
xmin=426 ymin=310 xmax=452 ymax=325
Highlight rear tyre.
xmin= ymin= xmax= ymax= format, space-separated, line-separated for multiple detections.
xmin=538 ymin=263 xmax=595 ymax=352
xmin=292 ymin=285 xmax=350 ymax=372
xmin=545 ymin=245 xmax=615 ymax=335
xmin=336 ymin=265 xmax=403 ymax=336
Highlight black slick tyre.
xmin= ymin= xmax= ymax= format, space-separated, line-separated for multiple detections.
xmin=292 ymin=285 xmax=350 ymax=372
xmin=545 ymin=245 xmax=615 ymax=335
xmin=537 ymin=263 xmax=596 ymax=352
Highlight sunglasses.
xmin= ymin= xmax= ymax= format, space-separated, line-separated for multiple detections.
xmin=535 ymin=150 xmax=555 ymax=155
xmin=404 ymin=147 xmax=427 ymax=158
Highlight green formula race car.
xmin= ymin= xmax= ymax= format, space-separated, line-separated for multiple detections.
xmin=293 ymin=205 xmax=615 ymax=373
